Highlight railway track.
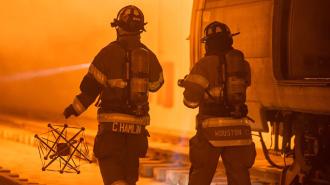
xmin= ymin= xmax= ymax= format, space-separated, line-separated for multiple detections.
xmin=0 ymin=114 xmax=281 ymax=185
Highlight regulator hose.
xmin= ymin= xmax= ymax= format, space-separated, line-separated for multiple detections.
xmin=258 ymin=131 xmax=285 ymax=169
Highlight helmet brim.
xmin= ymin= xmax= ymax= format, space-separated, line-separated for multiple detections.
xmin=200 ymin=32 xmax=240 ymax=43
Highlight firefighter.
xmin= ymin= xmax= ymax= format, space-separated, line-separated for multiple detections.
xmin=63 ymin=5 xmax=164 ymax=185
xmin=181 ymin=21 xmax=256 ymax=185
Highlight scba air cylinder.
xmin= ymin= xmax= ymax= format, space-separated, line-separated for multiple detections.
xmin=129 ymin=47 xmax=150 ymax=115
xmin=225 ymin=51 xmax=249 ymax=107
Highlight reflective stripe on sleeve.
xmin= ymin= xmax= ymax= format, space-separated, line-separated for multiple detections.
xmin=209 ymin=86 xmax=222 ymax=97
xmin=204 ymin=86 xmax=223 ymax=100
xmin=185 ymin=74 xmax=209 ymax=89
xmin=183 ymin=97 xmax=199 ymax=108
xmin=149 ymin=72 xmax=164 ymax=91
xmin=72 ymin=97 xmax=86 ymax=115
xmin=88 ymin=64 xmax=107 ymax=86
xmin=97 ymin=113 xmax=150 ymax=125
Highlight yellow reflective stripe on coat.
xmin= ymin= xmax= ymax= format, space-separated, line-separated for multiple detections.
xmin=183 ymin=97 xmax=199 ymax=108
xmin=149 ymin=72 xmax=164 ymax=91
xmin=201 ymin=117 xmax=249 ymax=128
xmin=108 ymin=79 xmax=127 ymax=88
xmin=97 ymin=113 xmax=150 ymax=125
xmin=72 ymin=97 xmax=86 ymax=115
xmin=185 ymin=74 xmax=209 ymax=89
xmin=88 ymin=64 xmax=107 ymax=85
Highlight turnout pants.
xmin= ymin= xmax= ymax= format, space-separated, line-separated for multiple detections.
xmin=188 ymin=133 xmax=256 ymax=185
xmin=93 ymin=123 xmax=148 ymax=185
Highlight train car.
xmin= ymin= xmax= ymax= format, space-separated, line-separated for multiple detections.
xmin=190 ymin=0 xmax=330 ymax=184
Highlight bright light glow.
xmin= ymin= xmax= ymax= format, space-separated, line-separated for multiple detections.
xmin=0 ymin=64 xmax=89 ymax=82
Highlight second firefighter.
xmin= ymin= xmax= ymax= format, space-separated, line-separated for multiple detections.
xmin=181 ymin=21 xmax=256 ymax=185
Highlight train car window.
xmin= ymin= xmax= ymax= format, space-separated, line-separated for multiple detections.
xmin=274 ymin=0 xmax=330 ymax=81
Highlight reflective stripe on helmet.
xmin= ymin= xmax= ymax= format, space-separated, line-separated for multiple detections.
xmin=183 ymin=97 xmax=199 ymax=108
xmin=108 ymin=79 xmax=127 ymax=88
xmin=149 ymin=72 xmax=164 ymax=91
xmin=72 ymin=97 xmax=86 ymax=115
xmin=97 ymin=113 xmax=150 ymax=125
xmin=185 ymin=74 xmax=209 ymax=89
xmin=88 ymin=64 xmax=107 ymax=86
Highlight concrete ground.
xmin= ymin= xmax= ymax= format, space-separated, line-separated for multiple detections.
xmin=0 ymin=115 xmax=282 ymax=185
xmin=0 ymin=137 xmax=166 ymax=185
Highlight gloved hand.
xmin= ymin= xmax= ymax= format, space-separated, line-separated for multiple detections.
xmin=63 ymin=105 xmax=78 ymax=119
xmin=177 ymin=75 xmax=188 ymax=87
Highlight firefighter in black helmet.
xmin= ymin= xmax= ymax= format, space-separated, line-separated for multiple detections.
xmin=63 ymin=5 xmax=164 ymax=185
xmin=181 ymin=21 xmax=255 ymax=185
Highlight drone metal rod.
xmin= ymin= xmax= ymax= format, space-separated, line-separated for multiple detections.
xmin=50 ymin=129 xmax=58 ymax=139
xmin=35 ymin=135 xmax=78 ymax=172
xmin=40 ymin=137 xmax=56 ymax=144
xmin=53 ymin=124 xmax=83 ymax=129
xmin=37 ymin=143 xmax=46 ymax=166
xmin=49 ymin=141 xmax=76 ymax=159
xmin=44 ymin=126 xmax=67 ymax=159
xmin=51 ymin=128 xmax=91 ymax=162
xmin=60 ymin=140 xmax=82 ymax=173
xmin=70 ymin=158 xmax=78 ymax=169
xmin=43 ymin=151 xmax=61 ymax=170
xmin=62 ymin=138 xmax=92 ymax=163
xmin=70 ymin=146 xmax=92 ymax=163
xmin=50 ymin=125 xmax=83 ymax=146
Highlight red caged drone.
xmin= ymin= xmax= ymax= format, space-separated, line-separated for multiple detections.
xmin=34 ymin=123 xmax=92 ymax=174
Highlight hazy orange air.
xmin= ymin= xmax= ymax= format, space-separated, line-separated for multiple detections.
xmin=0 ymin=0 xmax=196 ymax=134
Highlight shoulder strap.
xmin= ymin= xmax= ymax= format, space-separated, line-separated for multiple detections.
xmin=218 ymin=53 xmax=228 ymax=107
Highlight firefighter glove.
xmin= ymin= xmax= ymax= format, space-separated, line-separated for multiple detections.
xmin=63 ymin=105 xmax=78 ymax=119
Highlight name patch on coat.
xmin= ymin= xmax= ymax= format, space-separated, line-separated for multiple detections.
xmin=202 ymin=125 xmax=251 ymax=140
xmin=112 ymin=122 xmax=142 ymax=134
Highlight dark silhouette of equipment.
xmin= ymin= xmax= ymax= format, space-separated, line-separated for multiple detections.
xmin=34 ymin=124 xmax=92 ymax=174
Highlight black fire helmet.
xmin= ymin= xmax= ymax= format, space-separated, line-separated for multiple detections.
xmin=111 ymin=5 xmax=147 ymax=33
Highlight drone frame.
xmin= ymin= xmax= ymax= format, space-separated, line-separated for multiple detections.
xmin=34 ymin=123 xmax=92 ymax=174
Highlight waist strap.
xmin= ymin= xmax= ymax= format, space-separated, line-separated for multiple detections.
xmin=97 ymin=113 xmax=150 ymax=126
